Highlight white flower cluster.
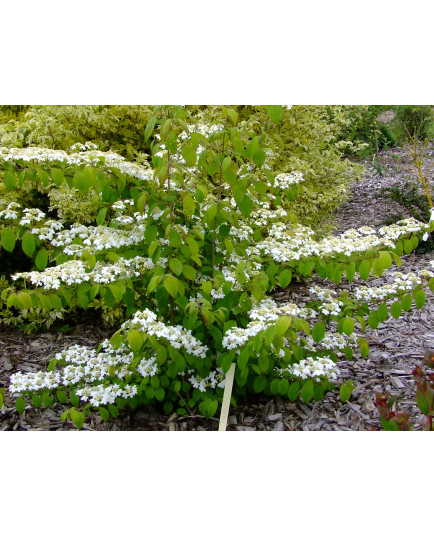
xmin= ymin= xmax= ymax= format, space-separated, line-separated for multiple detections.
xmin=249 ymin=219 xmax=429 ymax=264
xmin=0 ymin=146 xmax=154 ymax=183
xmin=136 ymin=356 xmax=158 ymax=378
xmin=50 ymin=222 xmax=147 ymax=254
xmin=249 ymin=298 xmax=300 ymax=322
xmin=353 ymin=271 xmax=423 ymax=302
xmin=12 ymin=256 xmax=153 ymax=289
xmin=283 ymin=356 xmax=340 ymax=382
xmin=188 ymin=367 xmax=226 ymax=392
xmin=250 ymin=206 xmax=288 ymax=228
xmin=303 ymin=332 xmax=358 ymax=355
xmin=273 ymin=172 xmax=304 ymax=189
xmin=70 ymin=142 xmax=98 ymax=151
xmin=125 ymin=309 xmax=208 ymax=359
xmin=31 ymin=219 xmax=65 ymax=241
xmin=9 ymin=339 xmax=160 ymax=407
xmin=76 ymin=384 xmax=137 ymax=406
xmin=19 ymin=208 xmax=46 ymax=226
xmin=0 ymin=201 xmax=21 ymax=220
xmin=379 ymin=218 xmax=430 ymax=241
xmin=309 ymin=286 xmax=343 ymax=317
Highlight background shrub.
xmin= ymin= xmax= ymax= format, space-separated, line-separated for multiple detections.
xmin=393 ymin=105 xmax=434 ymax=141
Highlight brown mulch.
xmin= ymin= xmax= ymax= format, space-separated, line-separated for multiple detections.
xmin=0 ymin=146 xmax=433 ymax=431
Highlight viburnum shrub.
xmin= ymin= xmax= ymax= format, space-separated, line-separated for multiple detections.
xmin=1 ymin=105 xmax=434 ymax=429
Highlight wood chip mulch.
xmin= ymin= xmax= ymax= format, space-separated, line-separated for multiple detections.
xmin=1 ymin=146 xmax=433 ymax=431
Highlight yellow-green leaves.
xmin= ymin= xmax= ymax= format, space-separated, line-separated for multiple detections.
xmin=181 ymin=145 xmax=197 ymax=167
xmin=169 ymin=258 xmax=183 ymax=276
xmin=278 ymin=269 xmax=292 ymax=289
xmin=275 ymin=316 xmax=292 ymax=336
xmin=1 ymin=228 xmax=16 ymax=252
xmin=312 ymin=321 xmax=326 ymax=342
xmin=358 ymin=260 xmax=371 ymax=280
xmin=4 ymin=170 xmax=16 ymax=190
xmin=301 ymin=380 xmax=314 ymax=403
xmin=35 ymin=247 xmax=48 ymax=270
xmin=163 ymin=275 xmax=179 ymax=298
xmin=128 ymin=329 xmax=143 ymax=352
xmin=145 ymin=116 xmax=157 ymax=141
xmin=267 ymin=105 xmax=283 ymax=124
xmin=182 ymin=193 xmax=196 ymax=218
xmin=342 ymin=317 xmax=355 ymax=336
xmin=340 ymin=381 xmax=354 ymax=403
xmin=414 ymin=289 xmax=426 ymax=309
xmin=22 ymin=233 xmax=36 ymax=257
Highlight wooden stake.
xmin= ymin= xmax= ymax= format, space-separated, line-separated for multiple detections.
xmin=218 ymin=363 xmax=236 ymax=431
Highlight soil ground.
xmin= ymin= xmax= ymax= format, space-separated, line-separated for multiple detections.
xmin=1 ymin=145 xmax=433 ymax=431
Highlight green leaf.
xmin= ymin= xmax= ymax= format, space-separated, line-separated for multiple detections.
xmin=35 ymin=248 xmax=48 ymax=270
xmin=1 ymin=228 xmax=16 ymax=252
xmin=164 ymin=276 xmax=179 ymax=298
xmin=56 ymin=390 xmax=67 ymax=403
xmin=312 ymin=321 xmax=325 ymax=343
xmin=74 ymin=171 xmax=90 ymax=196
xmin=253 ymin=149 xmax=266 ymax=168
xmin=48 ymin=358 xmax=57 ymax=372
xmin=4 ymin=171 xmax=16 ymax=190
xmin=253 ymin=376 xmax=267 ymax=394
xmin=401 ymin=294 xmax=412 ymax=312
xmin=404 ymin=239 xmax=413 ymax=255
xmin=18 ymin=292 xmax=33 ymax=309
xmin=275 ymin=316 xmax=292 ymax=336
xmin=414 ymin=289 xmax=426 ymax=309
xmin=96 ymin=207 xmax=107 ymax=226
xmin=376 ymin=303 xmax=388 ymax=322
xmin=169 ymin=229 xmax=182 ymax=248
xmin=42 ymin=393 xmax=53 ymax=408
xmin=415 ymin=390 xmax=430 ymax=415
xmin=288 ymin=382 xmax=300 ymax=401
xmin=182 ymin=193 xmax=196 ymax=218
xmin=108 ymin=282 xmax=125 ymax=303
xmin=70 ymin=409 xmax=84 ymax=429
xmin=108 ymin=404 xmax=119 ymax=418
xmin=342 ymin=317 xmax=355 ymax=336
xmin=169 ymin=258 xmax=183 ymax=276
xmin=226 ymin=109 xmax=238 ymax=124
xmin=99 ymin=407 xmax=110 ymax=422
xmin=358 ymin=260 xmax=371 ymax=280
xmin=70 ymin=392 xmax=80 ymax=406
xmin=278 ymin=378 xmax=289 ymax=396
xmin=16 ymin=397 xmax=26 ymax=414
xmin=358 ymin=337 xmax=369 ymax=358
xmin=278 ymin=269 xmax=292 ymax=288
xmin=237 ymin=347 xmax=250 ymax=370
xmin=267 ymin=105 xmax=283 ymax=124
xmin=340 ymin=383 xmax=352 ymax=403
xmin=182 ymin=264 xmax=197 ymax=281
xmin=145 ymin=116 xmax=157 ymax=141
xmin=346 ymin=262 xmax=356 ymax=282
xmin=301 ymin=380 xmax=314 ymax=403
xmin=390 ymin=301 xmax=402 ymax=319
xmin=368 ymin=311 xmax=379 ymax=330
xmin=31 ymin=394 xmax=42 ymax=408
xmin=22 ymin=233 xmax=36 ymax=257
xmin=128 ymin=329 xmax=143 ymax=352
xmin=51 ymin=168 xmax=64 ymax=187
xmin=237 ymin=196 xmax=254 ymax=218
xmin=181 ymin=145 xmax=197 ymax=167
